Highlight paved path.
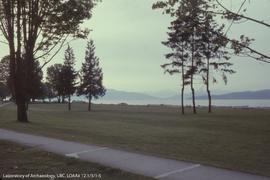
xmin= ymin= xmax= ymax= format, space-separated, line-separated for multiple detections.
xmin=0 ymin=102 xmax=11 ymax=108
xmin=0 ymin=129 xmax=269 ymax=180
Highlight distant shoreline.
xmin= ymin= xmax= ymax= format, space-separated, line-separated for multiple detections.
xmin=25 ymin=100 xmax=270 ymax=109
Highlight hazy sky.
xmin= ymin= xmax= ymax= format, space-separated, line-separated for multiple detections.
xmin=0 ymin=0 xmax=269 ymax=94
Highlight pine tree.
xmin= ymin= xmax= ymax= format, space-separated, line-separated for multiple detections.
xmin=62 ymin=45 xmax=77 ymax=111
xmin=154 ymin=0 xmax=235 ymax=114
xmin=161 ymin=15 xmax=191 ymax=114
xmin=77 ymin=40 xmax=106 ymax=111
xmin=199 ymin=9 xmax=235 ymax=113
xmin=160 ymin=0 xmax=207 ymax=114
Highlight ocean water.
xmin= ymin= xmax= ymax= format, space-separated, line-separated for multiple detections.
xmin=92 ymin=99 xmax=270 ymax=108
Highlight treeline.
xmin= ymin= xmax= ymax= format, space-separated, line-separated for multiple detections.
xmin=0 ymin=40 xmax=106 ymax=111
xmin=0 ymin=0 xmax=96 ymax=122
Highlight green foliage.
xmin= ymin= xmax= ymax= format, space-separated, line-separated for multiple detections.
xmin=42 ymin=82 xmax=57 ymax=101
xmin=77 ymin=40 xmax=106 ymax=100
xmin=62 ymin=45 xmax=77 ymax=97
xmin=46 ymin=64 xmax=65 ymax=99
xmin=26 ymin=61 xmax=44 ymax=101
xmin=0 ymin=56 xmax=44 ymax=101
xmin=0 ymin=0 xmax=98 ymax=121
xmin=155 ymin=0 xmax=236 ymax=113
xmin=0 ymin=82 xmax=10 ymax=99
xmin=0 ymin=56 xmax=9 ymax=85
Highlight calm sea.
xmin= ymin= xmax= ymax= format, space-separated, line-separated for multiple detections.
xmin=93 ymin=99 xmax=270 ymax=108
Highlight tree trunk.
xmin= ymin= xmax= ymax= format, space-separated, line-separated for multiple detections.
xmin=191 ymin=35 xmax=196 ymax=114
xmin=88 ymin=95 xmax=92 ymax=111
xmin=207 ymin=88 xmax=212 ymax=113
xmin=15 ymin=61 xmax=29 ymax=122
xmin=26 ymin=101 xmax=29 ymax=111
xmin=181 ymin=86 xmax=185 ymax=115
xmin=191 ymin=86 xmax=196 ymax=114
xmin=17 ymin=97 xmax=28 ymax=122
xmin=16 ymin=2 xmax=28 ymax=122
xmin=68 ymin=95 xmax=71 ymax=111
xmin=62 ymin=96 xmax=65 ymax=104
xmin=181 ymin=44 xmax=185 ymax=115
xmin=206 ymin=57 xmax=212 ymax=113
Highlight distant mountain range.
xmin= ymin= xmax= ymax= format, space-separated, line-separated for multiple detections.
xmin=196 ymin=89 xmax=270 ymax=100
xmin=72 ymin=89 xmax=270 ymax=106
xmin=94 ymin=89 xmax=270 ymax=102
xmin=99 ymin=89 xmax=160 ymax=101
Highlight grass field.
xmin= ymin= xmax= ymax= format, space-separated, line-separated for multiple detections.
xmin=0 ymin=103 xmax=269 ymax=177
xmin=0 ymin=140 xmax=153 ymax=180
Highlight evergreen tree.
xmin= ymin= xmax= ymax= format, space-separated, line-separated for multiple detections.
xmin=161 ymin=15 xmax=191 ymax=114
xmin=158 ymin=0 xmax=208 ymax=114
xmin=199 ymin=9 xmax=235 ymax=113
xmin=77 ymin=40 xmax=106 ymax=111
xmin=1 ymin=55 xmax=44 ymax=103
xmin=62 ymin=45 xmax=77 ymax=111
xmin=46 ymin=64 xmax=65 ymax=103
xmin=183 ymin=0 xmax=206 ymax=114
xmin=154 ymin=0 xmax=235 ymax=113
xmin=26 ymin=61 xmax=44 ymax=102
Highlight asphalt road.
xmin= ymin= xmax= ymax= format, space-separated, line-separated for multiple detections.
xmin=0 ymin=129 xmax=269 ymax=180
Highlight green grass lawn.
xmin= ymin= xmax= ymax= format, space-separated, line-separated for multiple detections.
xmin=0 ymin=140 xmax=153 ymax=180
xmin=0 ymin=103 xmax=269 ymax=177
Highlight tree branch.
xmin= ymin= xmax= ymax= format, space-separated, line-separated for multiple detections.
xmin=216 ymin=0 xmax=270 ymax=28
xmin=38 ymin=34 xmax=69 ymax=71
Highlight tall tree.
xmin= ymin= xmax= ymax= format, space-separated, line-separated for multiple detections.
xmin=154 ymin=0 xmax=236 ymax=113
xmin=199 ymin=9 xmax=235 ymax=113
xmin=0 ymin=0 xmax=97 ymax=122
xmin=154 ymin=0 xmax=208 ymax=114
xmin=62 ymin=45 xmax=77 ymax=111
xmin=77 ymin=40 xmax=106 ymax=111
xmin=161 ymin=16 xmax=191 ymax=114
xmin=46 ymin=64 xmax=65 ymax=103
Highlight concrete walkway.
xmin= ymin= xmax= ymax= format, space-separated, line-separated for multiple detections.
xmin=0 ymin=129 xmax=269 ymax=180
xmin=0 ymin=102 xmax=11 ymax=108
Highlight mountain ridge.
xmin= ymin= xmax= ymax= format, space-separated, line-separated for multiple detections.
xmin=196 ymin=89 xmax=270 ymax=100
xmin=98 ymin=89 xmax=270 ymax=101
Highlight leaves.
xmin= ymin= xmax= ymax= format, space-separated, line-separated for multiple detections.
xmin=77 ymin=40 xmax=106 ymax=99
xmin=155 ymin=0 xmax=236 ymax=92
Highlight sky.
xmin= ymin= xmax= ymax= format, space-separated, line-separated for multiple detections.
xmin=0 ymin=0 xmax=270 ymax=95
